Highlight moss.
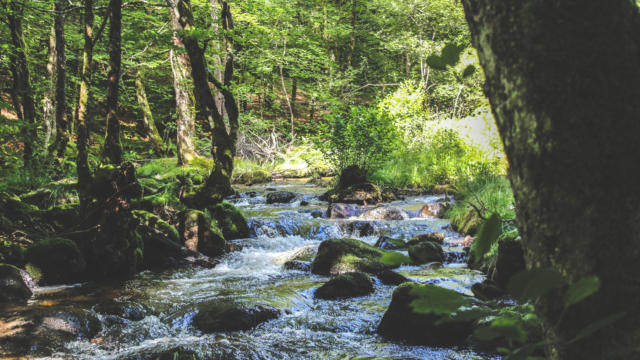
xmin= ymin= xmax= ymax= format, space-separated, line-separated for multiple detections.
xmin=0 ymin=238 xmax=26 ymax=265
xmin=132 ymin=210 xmax=180 ymax=243
xmin=25 ymin=262 xmax=42 ymax=283
xmin=235 ymin=170 xmax=272 ymax=185
xmin=448 ymin=207 xmax=483 ymax=235
xmin=207 ymin=201 xmax=249 ymax=240
xmin=310 ymin=238 xmax=391 ymax=275
xmin=26 ymin=237 xmax=86 ymax=285
xmin=178 ymin=209 xmax=227 ymax=257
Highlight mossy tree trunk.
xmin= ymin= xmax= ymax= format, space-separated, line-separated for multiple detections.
xmin=135 ymin=71 xmax=164 ymax=155
xmin=461 ymin=1 xmax=640 ymax=359
xmin=42 ymin=26 xmax=57 ymax=155
xmin=168 ymin=2 xmax=198 ymax=165
xmin=49 ymin=0 xmax=69 ymax=159
xmin=172 ymin=0 xmax=239 ymax=201
xmin=4 ymin=0 xmax=38 ymax=166
xmin=102 ymin=0 xmax=123 ymax=165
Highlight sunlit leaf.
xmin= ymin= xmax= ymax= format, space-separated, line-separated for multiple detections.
xmin=507 ymin=268 xmax=564 ymax=301
xmin=471 ymin=212 xmax=502 ymax=262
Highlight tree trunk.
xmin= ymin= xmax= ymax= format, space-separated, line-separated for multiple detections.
xmin=461 ymin=1 xmax=640 ymax=359
xmin=50 ymin=0 xmax=69 ymax=159
xmin=42 ymin=27 xmax=57 ymax=155
xmin=210 ymin=0 xmax=225 ymax=122
xmin=168 ymin=2 xmax=198 ymax=165
xmin=172 ymin=0 xmax=238 ymax=202
xmin=102 ymin=0 xmax=123 ymax=164
xmin=5 ymin=0 xmax=38 ymax=166
xmin=291 ymin=77 xmax=297 ymax=115
xmin=347 ymin=0 xmax=357 ymax=68
xmin=76 ymin=0 xmax=96 ymax=210
xmin=135 ymin=71 xmax=164 ymax=155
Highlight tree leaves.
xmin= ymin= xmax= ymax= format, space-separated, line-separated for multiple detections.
xmin=474 ymin=316 xmax=527 ymax=344
xmin=426 ymin=42 xmax=467 ymax=70
xmin=564 ymin=276 xmax=600 ymax=308
xmin=409 ymin=284 xmax=469 ymax=315
xmin=507 ymin=268 xmax=564 ymax=301
xmin=471 ymin=212 xmax=502 ymax=263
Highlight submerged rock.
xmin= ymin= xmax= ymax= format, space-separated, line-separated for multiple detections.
xmin=266 ymin=191 xmax=297 ymax=204
xmin=377 ymin=282 xmax=476 ymax=346
xmin=314 ymin=272 xmax=374 ymax=299
xmin=359 ymin=206 xmax=408 ymax=220
xmin=340 ymin=221 xmax=377 ymax=237
xmin=310 ymin=238 xmax=387 ymax=275
xmin=374 ymin=236 xmax=406 ymax=250
xmin=0 ymin=264 xmax=32 ymax=303
xmin=376 ymin=269 xmax=408 ymax=286
xmin=193 ymin=302 xmax=280 ymax=332
xmin=326 ymin=203 xmax=359 ymax=219
xmin=320 ymin=183 xmax=383 ymax=205
xmin=408 ymin=241 xmax=444 ymax=264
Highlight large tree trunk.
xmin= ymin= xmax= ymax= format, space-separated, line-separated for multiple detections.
xmin=210 ymin=0 xmax=225 ymax=122
xmin=461 ymin=1 xmax=640 ymax=359
xmin=134 ymin=71 xmax=164 ymax=155
xmin=42 ymin=27 xmax=57 ymax=154
xmin=102 ymin=0 xmax=123 ymax=164
xmin=50 ymin=0 xmax=69 ymax=159
xmin=172 ymin=0 xmax=238 ymax=202
xmin=76 ymin=0 xmax=96 ymax=210
xmin=5 ymin=0 xmax=38 ymax=166
xmin=168 ymin=2 xmax=198 ymax=165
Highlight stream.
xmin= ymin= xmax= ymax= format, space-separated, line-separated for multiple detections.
xmin=1 ymin=181 xmax=493 ymax=359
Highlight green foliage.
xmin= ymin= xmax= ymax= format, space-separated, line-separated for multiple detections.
xmin=507 ymin=269 xmax=565 ymax=301
xmin=316 ymin=106 xmax=399 ymax=175
xmin=408 ymin=283 xmax=469 ymax=315
xmin=471 ymin=212 xmax=503 ymax=263
xmin=564 ymin=276 xmax=600 ymax=309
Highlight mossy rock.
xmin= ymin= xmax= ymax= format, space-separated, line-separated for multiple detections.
xmin=377 ymin=282 xmax=477 ymax=346
xmin=450 ymin=208 xmax=482 ymax=235
xmin=408 ymin=241 xmax=445 ymax=264
xmin=40 ymin=203 xmax=80 ymax=232
xmin=178 ymin=210 xmax=227 ymax=257
xmin=314 ymin=272 xmax=374 ymax=299
xmin=407 ymin=232 xmax=445 ymax=246
xmin=133 ymin=210 xmax=180 ymax=243
xmin=0 ymin=239 xmax=27 ymax=266
xmin=235 ymin=170 xmax=272 ymax=185
xmin=26 ymin=238 xmax=86 ymax=285
xmin=0 ymin=263 xmax=32 ymax=303
xmin=208 ymin=201 xmax=249 ymax=240
xmin=310 ymin=238 xmax=391 ymax=275
xmin=193 ymin=302 xmax=280 ymax=333
xmin=320 ymin=183 xmax=383 ymax=205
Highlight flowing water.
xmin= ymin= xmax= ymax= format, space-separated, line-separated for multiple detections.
xmin=1 ymin=181 xmax=493 ymax=359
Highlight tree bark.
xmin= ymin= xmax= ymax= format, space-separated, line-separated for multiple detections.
xmin=347 ymin=0 xmax=357 ymax=68
xmin=210 ymin=0 xmax=225 ymax=122
xmin=50 ymin=0 xmax=69 ymax=159
xmin=102 ymin=0 xmax=123 ymax=164
xmin=5 ymin=0 xmax=38 ymax=166
xmin=461 ymin=1 xmax=640 ymax=359
xmin=167 ymin=1 xmax=198 ymax=165
xmin=135 ymin=71 xmax=164 ymax=155
xmin=42 ymin=26 xmax=57 ymax=155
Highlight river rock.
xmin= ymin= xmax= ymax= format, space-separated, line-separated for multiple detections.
xmin=407 ymin=232 xmax=445 ymax=245
xmin=374 ymin=236 xmax=406 ymax=250
xmin=314 ymin=272 xmax=374 ymax=299
xmin=0 ymin=264 xmax=32 ymax=303
xmin=266 ymin=191 xmax=297 ymax=204
xmin=193 ymin=302 xmax=280 ymax=332
xmin=490 ymin=237 xmax=525 ymax=288
xmin=94 ymin=300 xmax=148 ymax=321
xmin=178 ymin=210 xmax=227 ymax=258
xmin=376 ymin=269 xmax=408 ymax=285
xmin=283 ymin=260 xmax=311 ymax=271
xmin=340 ymin=221 xmax=377 ymax=236
xmin=377 ymin=282 xmax=475 ymax=345
xmin=26 ymin=237 xmax=86 ymax=285
xmin=471 ymin=279 xmax=505 ymax=301
xmin=408 ymin=241 xmax=444 ymax=264
xmin=319 ymin=183 xmax=383 ymax=205
xmin=359 ymin=206 xmax=408 ymax=220
xmin=208 ymin=201 xmax=249 ymax=240
xmin=326 ymin=203 xmax=359 ymax=219
xmin=142 ymin=346 xmax=202 ymax=360
xmin=311 ymin=238 xmax=388 ymax=275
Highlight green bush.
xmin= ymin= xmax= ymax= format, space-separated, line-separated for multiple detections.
xmin=316 ymin=106 xmax=399 ymax=176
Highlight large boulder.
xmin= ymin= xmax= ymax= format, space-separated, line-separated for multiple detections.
xmin=310 ymin=238 xmax=387 ymax=275
xmin=408 ymin=241 xmax=445 ymax=264
xmin=376 ymin=269 xmax=409 ymax=286
xmin=319 ymin=183 xmax=383 ymax=205
xmin=178 ymin=210 xmax=226 ymax=258
xmin=208 ymin=201 xmax=249 ymax=240
xmin=314 ymin=272 xmax=374 ymax=299
xmin=490 ymin=237 xmax=526 ymax=288
xmin=0 ymin=264 xmax=32 ymax=303
xmin=471 ymin=279 xmax=505 ymax=301
xmin=326 ymin=203 xmax=360 ymax=219
xmin=193 ymin=302 xmax=280 ymax=332
xmin=26 ymin=238 xmax=86 ymax=285
xmin=359 ymin=206 xmax=408 ymax=220
xmin=377 ymin=282 xmax=476 ymax=345
xmin=407 ymin=232 xmax=445 ymax=246
xmin=266 ymin=191 xmax=297 ymax=204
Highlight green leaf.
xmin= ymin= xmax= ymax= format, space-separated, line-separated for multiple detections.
xmin=471 ymin=212 xmax=502 ymax=262
xmin=379 ymin=252 xmax=411 ymax=266
xmin=567 ymin=312 xmax=626 ymax=344
xmin=507 ymin=268 xmax=565 ymax=301
xmin=441 ymin=43 xmax=464 ymax=66
xmin=462 ymin=64 xmax=476 ymax=78
xmin=426 ymin=55 xmax=445 ymax=70
xmin=564 ymin=276 xmax=600 ymax=308
xmin=409 ymin=284 xmax=468 ymax=315
xmin=474 ymin=316 xmax=526 ymax=344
